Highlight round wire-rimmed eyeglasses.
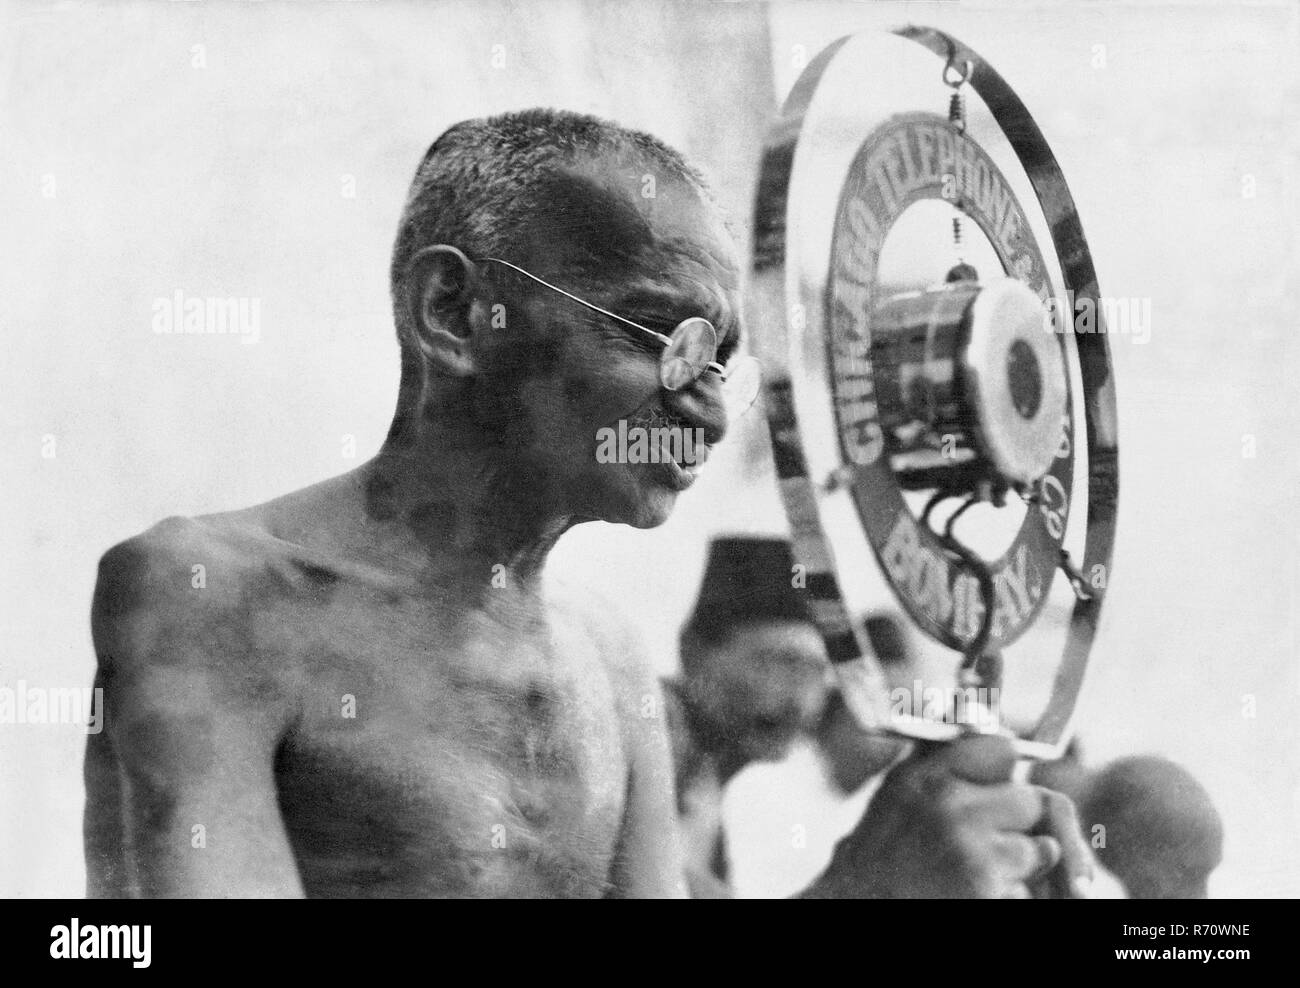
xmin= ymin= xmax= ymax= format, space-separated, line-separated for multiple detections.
xmin=475 ymin=255 xmax=762 ymax=417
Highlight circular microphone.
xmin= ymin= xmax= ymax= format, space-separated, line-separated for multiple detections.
xmin=870 ymin=277 xmax=1067 ymax=491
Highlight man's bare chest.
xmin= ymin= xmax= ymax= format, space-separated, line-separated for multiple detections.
xmin=267 ymin=594 xmax=630 ymax=897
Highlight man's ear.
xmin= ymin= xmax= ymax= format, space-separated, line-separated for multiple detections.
xmin=406 ymin=244 xmax=480 ymax=377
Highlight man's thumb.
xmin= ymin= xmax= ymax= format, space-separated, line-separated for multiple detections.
xmin=923 ymin=733 xmax=1018 ymax=784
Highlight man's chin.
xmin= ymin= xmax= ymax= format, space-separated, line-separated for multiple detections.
xmin=581 ymin=464 xmax=694 ymax=529
xmin=617 ymin=487 xmax=680 ymax=529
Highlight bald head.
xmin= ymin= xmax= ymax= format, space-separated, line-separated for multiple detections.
xmin=1082 ymin=755 xmax=1223 ymax=898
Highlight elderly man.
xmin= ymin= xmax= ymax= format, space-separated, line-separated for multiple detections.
xmin=84 ymin=108 xmax=1087 ymax=898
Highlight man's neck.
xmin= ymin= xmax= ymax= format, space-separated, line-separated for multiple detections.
xmin=322 ymin=415 xmax=576 ymax=607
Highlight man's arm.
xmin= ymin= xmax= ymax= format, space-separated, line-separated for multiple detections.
xmin=606 ymin=727 xmax=690 ymax=898
xmin=85 ymin=523 xmax=304 ymax=898
xmin=84 ymin=664 xmax=131 ymax=897
xmin=585 ymin=610 xmax=688 ymax=899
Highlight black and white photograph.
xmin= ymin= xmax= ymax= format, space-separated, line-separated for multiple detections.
xmin=1 ymin=0 xmax=1295 ymax=929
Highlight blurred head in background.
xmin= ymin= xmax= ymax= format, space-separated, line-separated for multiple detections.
xmin=1080 ymin=755 xmax=1224 ymax=899
xmin=676 ymin=537 xmax=829 ymax=771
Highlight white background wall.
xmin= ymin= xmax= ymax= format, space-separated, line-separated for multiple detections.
xmin=2 ymin=0 xmax=1296 ymax=898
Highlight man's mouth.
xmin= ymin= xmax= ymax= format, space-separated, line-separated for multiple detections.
xmin=608 ymin=406 xmax=710 ymax=491
xmin=655 ymin=456 xmax=700 ymax=491
xmin=653 ymin=421 xmax=709 ymax=489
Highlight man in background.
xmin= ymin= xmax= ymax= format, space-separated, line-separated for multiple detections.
xmin=703 ymin=610 xmax=914 ymax=897
xmin=1032 ymin=749 xmax=1224 ymax=898
xmin=663 ymin=539 xmax=1079 ymax=899
xmin=661 ymin=537 xmax=830 ymax=895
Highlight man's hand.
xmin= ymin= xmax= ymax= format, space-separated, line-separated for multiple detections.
xmin=804 ymin=734 xmax=1094 ymax=898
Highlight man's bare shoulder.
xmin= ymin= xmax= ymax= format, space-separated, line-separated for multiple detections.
xmin=95 ymin=514 xmax=236 ymax=619
xmin=90 ymin=511 xmax=320 ymax=704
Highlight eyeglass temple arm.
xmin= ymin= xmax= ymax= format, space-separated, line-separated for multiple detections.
xmin=478 ymin=256 xmax=728 ymax=379
xmin=477 ymin=257 xmax=671 ymax=344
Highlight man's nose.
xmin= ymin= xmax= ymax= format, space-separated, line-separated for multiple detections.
xmin=663 ymin=372 xmax=728 ymax=446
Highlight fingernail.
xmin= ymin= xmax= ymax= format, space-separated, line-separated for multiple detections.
xmin=1071 ymin=875 xmax=1094 ymax=899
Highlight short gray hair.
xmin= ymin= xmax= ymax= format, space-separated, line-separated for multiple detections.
xmin=390 ymin=108 xmax=709 ymax=304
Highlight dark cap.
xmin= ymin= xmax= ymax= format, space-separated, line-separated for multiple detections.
xmin=685 ymin=536 xmax=812 ymax=643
